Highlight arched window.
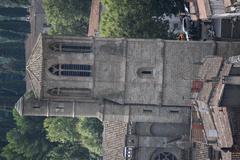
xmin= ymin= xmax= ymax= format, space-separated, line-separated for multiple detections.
xmin=137 ymin=67 xmax=154 ymax=78
xmin=47 ymin=88 xmax=91 ymax=97
xmin=48 ymin=64 xmax=60 ymax=75
xmin=48 ymin=64 xmax=91 ymax=77
xmin=49 ymin=43 xmax=92 ymax=53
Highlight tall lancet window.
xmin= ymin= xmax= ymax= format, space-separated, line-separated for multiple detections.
xmin=49 ymin=43 xmax=92 ymax=53
xmin=48 ymin=64 xmax=91 ymax=77
xmin=47 ymin=88 xmax=91 ymax=97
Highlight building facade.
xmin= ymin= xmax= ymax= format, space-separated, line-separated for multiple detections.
xmin=15 ymin=34 xmax=240 ymax=160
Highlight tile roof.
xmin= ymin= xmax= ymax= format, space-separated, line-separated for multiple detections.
xmin=192 ymin=57 xmax=235 ymax=147
xmin=88 ymin=0 xmax=100 ymax=37
xmin=102 ymin=121 xmax=128 ymax=160
xmin=193 ymin=142 xmax=210 ymax=160
xmin=190 ymin=0 xmax=230 ymax=20
xmin=26 ymin=35 xmax=43 ymax=98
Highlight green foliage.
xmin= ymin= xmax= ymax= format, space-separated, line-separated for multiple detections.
xmin=0 ymin=0 xmax=30 ymax=5
xmin=43 ymin=0 xmax=91 ymax=36
xmin=44 ymin=117 xmax=103 ymax=157
xmin=101 ymin=0 xmax=180 ymax=39
xmin=44 ymin=117 xmax=80 ymax=143
xmin=0 ymin=111 xmax=15 ymax=150
xmin=0 ymin=20 xmax=30 ymax=33
xmin=76 ymin=118 xmax=103 ymax=156
xmin=0 ymin=73 xmax=24 ymax=81
xmin=0 ymin=30 xmax=26 ymax=40
xmin=1 ymin=110 xmax=51 ymax=160
xmin=46 ymin=143 xmax=90 ymax=160
xmin=0 ymin=42 xmax=25 ymax=59
xmin=0 ymin=7 xmax=28 ymax=17
xmin=10 ymin=0 xmax=29 ymax=5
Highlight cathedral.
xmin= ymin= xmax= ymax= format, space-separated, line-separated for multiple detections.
xmin=15 ymin=34 xmax=240 ymax=160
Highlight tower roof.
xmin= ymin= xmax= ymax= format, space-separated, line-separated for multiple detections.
xmin=26 ymin=34 xmax=44 ymax=98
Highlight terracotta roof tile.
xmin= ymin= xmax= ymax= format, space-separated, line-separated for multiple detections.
xmin=103 ymin=121 xmax=128 ymax=160
xmin=88 ymin=0 xmax=100 ymax=37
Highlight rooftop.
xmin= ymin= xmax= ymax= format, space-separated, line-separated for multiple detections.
xmin=88 ymin=0 xmax=100 ymax=37
xmin=190 ymin=0 xmax=240 ymax=20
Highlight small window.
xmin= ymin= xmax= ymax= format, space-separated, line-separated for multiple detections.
xmin=170 ymin=110 xmax=179 ymax=113
xmin=137 ymin=67 xmax=154 ymax=78
xmin=55 ymin=104 xmax=64 ymax=112
xmin=33 ymin=104 xmax=40 ymax=109
xmin=141 ymin=70 xmax=152 ymax=75
xmin=48 ymin=64 xmax=91 ymax=77
xmin=143 ymin=109 xmax=153 ymax=113
xmin=49 ymin=43 xmax=92 ymax=53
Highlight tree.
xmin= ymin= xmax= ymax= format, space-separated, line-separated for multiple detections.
xmin=100 ymin=0 xmax=180 ymax=39
xmin=44 ymin=117 xmax=80 ymax=143
xmin=1 ymin=110 xmax=52 ymax=160
xmin=0 ymin=20 xmax=30 ymax=33
xmin=0 ymin=0 xmax=30 ymax=5
xmin=11 ymin=0 xmax=29 ymax=5
xmin=43 ymin=0 xmax=91 ymax=36
xmin=0 ymin=42 xmax=25 ymax=59
xmin=46 ymin=143 xmax=90 ymax=160
xmin=0 ymin=111 xmax=15 ymax=152
xmin=76 ymin=118 xmax=103 ymax=156
xmin=0 ymin=7 xmax=28 ymax=17
xmin=0 ymin=30 xmax=26 ymax=40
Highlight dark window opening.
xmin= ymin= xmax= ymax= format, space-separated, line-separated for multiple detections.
xmin=61 ymin=71 xmax=91 ymax=77
xmin=143 ymin=109 xmax=153 ymax=113
xmin=49 ymin=43 xmax=60 ymax=52
xmin=141 ymin=70 xmax=152 ymax=75
xmin=49 ymin=43 xmax=92 ymax=53
xmin=61 ymin=64 xmax=91 ymax=70
xmin=56 ymin=106 xmax=64 ymax=109
xmin=170 ymin=110 xmax=179 ymax=113
xmin=48 ymin=64 xmax=92 ymax=77
xmin=229 ymin=67 xmax=240 ymax=76
xmin=32 ymin=102 xmax=40 ymax=108
xmin=137 ymin=67 xmax=154 ymax=78
xmin=48 ymin=64 xmax=60 ymax=75
xmin=62 ymin=45 xmax=92 ymax=53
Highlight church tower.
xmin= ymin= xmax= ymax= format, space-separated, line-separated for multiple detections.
xmin=15 ymin=34 xmax=222 ymax=160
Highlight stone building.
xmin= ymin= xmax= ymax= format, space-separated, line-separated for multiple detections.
xmin=15 ymin=34 xmax=240 ymax=160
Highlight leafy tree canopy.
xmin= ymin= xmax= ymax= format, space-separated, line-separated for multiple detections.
xmin=0 ymin=0 xmax=30 ymax=6
xmin=0 ymin=20 xmax=30 ymax=33
xmin=43 ymin=0 xmax=91 ymax=36
xmin=44 ymin=117 xmax=80 ymax=143
xmin=1 ymin=110 xmax=51 ymax=160
xmin=76 ymin=118 xmax=103 ymax=156
xmin=46 ymin=143 xmax=90 ymax=160
xmin=0 ymin=7 xmax=28 ymax=17
xmin=101 ymin=0 xmax=181 ymax=39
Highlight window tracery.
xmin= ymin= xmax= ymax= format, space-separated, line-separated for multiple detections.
xmin=48 ymin=64 xmax=91 ymax=77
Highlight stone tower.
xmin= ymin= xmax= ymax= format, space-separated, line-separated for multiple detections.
xmin=16 ymin=34 xmax=230 ymax=160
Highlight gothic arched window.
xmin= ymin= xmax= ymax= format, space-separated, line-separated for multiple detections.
xmin=48 ymin=64 xmax=91 ymax=77
xmin=47 ymin=88 xmax=91 ymax=97
xmin=49 ymin=43 xmax=92 ymax=53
